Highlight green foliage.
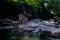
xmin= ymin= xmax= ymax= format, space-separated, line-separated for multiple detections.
xmin=43 ymin=0 xmax=60 ymax=16
xmin=6 ymin=0 xmax=60 ymax=17
xmin=24 ymin=0 xmax=40 ymax=18
xmin=6 ymin=0 xmax=39 ymax=17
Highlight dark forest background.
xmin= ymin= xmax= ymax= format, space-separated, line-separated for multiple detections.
xmin=0 ymin=0 xmax=60 ymax=20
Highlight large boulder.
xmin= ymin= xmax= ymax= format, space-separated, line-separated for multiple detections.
xmin=52 ymin=29 xmax=60 ymax=38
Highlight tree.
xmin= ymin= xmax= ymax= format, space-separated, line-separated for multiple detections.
xmin=2 ymin=0 xmax=60 ymax=19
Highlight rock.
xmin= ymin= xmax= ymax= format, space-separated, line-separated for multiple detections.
xmin=52 ymin=29 xmax=60 ymax=38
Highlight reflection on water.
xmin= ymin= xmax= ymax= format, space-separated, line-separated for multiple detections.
xmin=9 ymin=32 xmax=39 ymax=40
